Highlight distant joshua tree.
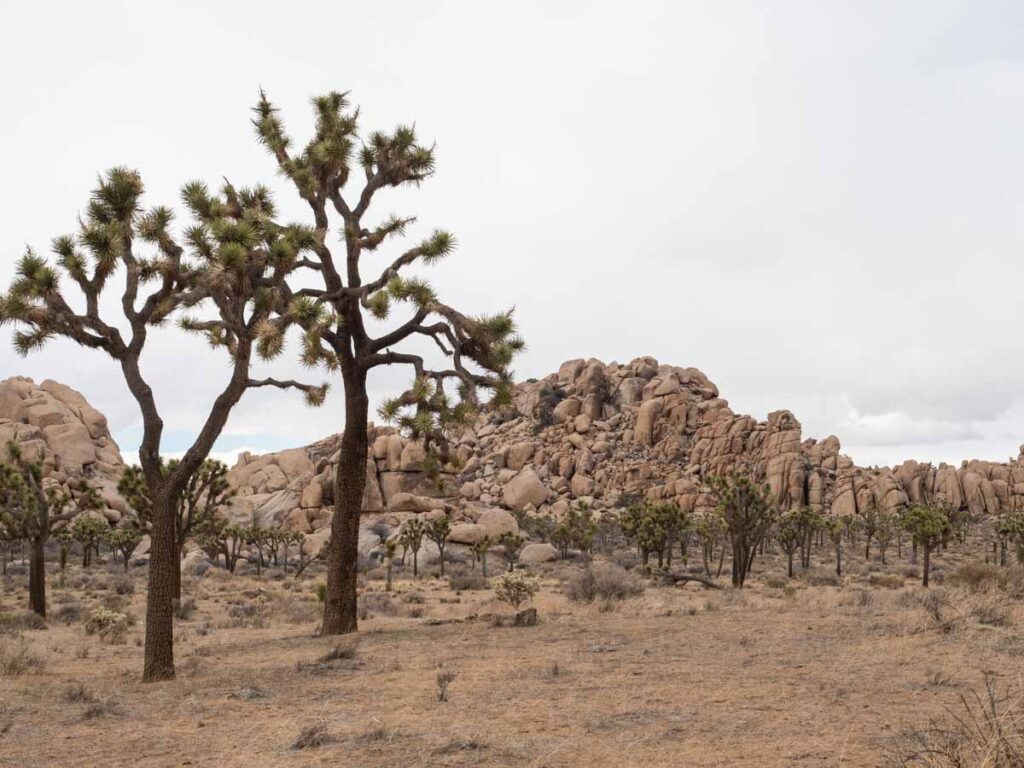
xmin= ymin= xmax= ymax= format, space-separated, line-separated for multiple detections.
xmin=250 ymin=91 xmax=523 ymax=635
xmin=425 ymin=515 xmax=451 ymax=576
xmin=0 ymin=167 xmax=323 ymax=681
xmin=0 ymin=442 xmax=100 ymax=617
xmin=119 ymin=458 xmax=234 ymax=601
xmin=705 ymin=470 xmax=776 ymax=588
xmin=903 ymin=505 xmax=951 ymax=587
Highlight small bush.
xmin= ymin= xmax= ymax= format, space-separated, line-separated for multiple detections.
xmin=112 ymin=576 xmax=134 ymax=595
xmin=448 ymin=573 xmax=489 ymax=591
xmin=360 ymin=592 xmax=398 ymax=617
xmin=62 ymin=683 xmax=98 ymax=703
xmin=884 ymin=673 xmax=1024 ymax=766
xmin=565 ymin=563 xmax=644 ymax=603
xmin=971 ymin=601 xmax=1012 ymax=628
xmin=54 ymin=602 xmax=85 ymax=625
xmin=868 ymin=573 xmax=904 ymax=590
xmin=319 ymin=639 xmax=359 ymax=663
xmin=0 ymin=612 xmax=45 ymax=636
xmin=175 ymin=598 xmax=196 ymax=621
xmin=225 ymin=596 xmax=269 ymax=628
xmin=764 ymin=576 xmax=788 ymax=589
xmin=315 ymin=583 xmax=327 ymax=603
xmin=436 ymin=667 xmax=456 ymax=702
xmin=0 ymin=639 xmax=45 ymax=676
xmin=84 ymin=608 xmax=131 ymax=644
xmin=292 ymin=724 xmax=330 ymax=749
xmin=79 ymin=701 xmax=126 ymax=720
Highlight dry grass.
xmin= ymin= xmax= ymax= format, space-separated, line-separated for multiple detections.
xmin=0 ymin=528 xmax=1022 ymax=766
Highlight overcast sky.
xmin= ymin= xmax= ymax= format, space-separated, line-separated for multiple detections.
xmin=2 ymin=1 xmax=1024 ymax=469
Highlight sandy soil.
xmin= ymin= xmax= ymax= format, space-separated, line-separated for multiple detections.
xmin=1 ymin=541 xmax=1023 ymax=767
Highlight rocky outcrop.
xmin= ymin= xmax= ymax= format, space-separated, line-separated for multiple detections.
xmin=16 ymin=352 xmax=1024 ymax=564
xmin=0 ymin=377 xmax=128 ymax=523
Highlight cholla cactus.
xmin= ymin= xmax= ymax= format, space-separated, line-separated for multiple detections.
xmin=251 ymin=91 xmax=524 ymax=635
xmin=492 ymin=571 xmax=539 ymax=611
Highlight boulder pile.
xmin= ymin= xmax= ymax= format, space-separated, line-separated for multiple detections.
xmin=7 ymin=356 xmax=1024 ymax=561
xmin=0 ymin=377 xmax=130 ymax=523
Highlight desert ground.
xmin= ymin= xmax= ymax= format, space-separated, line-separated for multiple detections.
xmin=2 ymin=529 xmax=1023 ymax=768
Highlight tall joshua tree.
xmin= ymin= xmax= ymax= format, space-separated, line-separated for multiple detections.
xmin=0 ymin=169 xmax=324 ymax=680
xmin=252 ymin=91 xmax=523 ymax=634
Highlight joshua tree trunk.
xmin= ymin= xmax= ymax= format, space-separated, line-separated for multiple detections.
xmin=787 ymin=551 xmax=794 ymax=578
xmin=144 ymin=490 xmax=177 ymax=681
xmin=835 ymin=542 xmax=842 ymax=577
xmin=28 ymin=534 xmax=46 ymax=618
xmin=172 ymin=539 xmax=184 ymax=603
xmin=922 ymin=544 xmax=931 ymax=587
xmin=322 ymin=371 xmax=369 ymax=636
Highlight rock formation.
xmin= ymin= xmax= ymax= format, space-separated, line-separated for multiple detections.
xmin=0 ymin=377 xmax=129 ymax=523
xmin=8 ymin=357 xmax=1024 ymax=560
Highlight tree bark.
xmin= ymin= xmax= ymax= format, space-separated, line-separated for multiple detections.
xmin=28 ymin=535 xmax=46 ymax=618
xmin=322 ymin=367 xmax=369 ymax=635
xmin=922 ymin=544 xmax=931 ymax=588
xmin=143 ymin=490 xmax=176 ymax=681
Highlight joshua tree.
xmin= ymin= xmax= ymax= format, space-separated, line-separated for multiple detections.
xmin=425 ymin=515 xmax=451 ymax=576
xmin=0 ymin=167 xmax=323 ymax=680
xmin=251 ymin=91 xmax=523 ymax=635
xmin=500 ymin=531 xmax=526 ymax=572
xmin=119 ymin=458 xmax=235 ymax=601
xmin=106 ymin=527 xmax=143 ymax=572
xmin=71 ymin=514 xmax=109 ymax=567
xmin=859 ymin=505 xmax=882 ymax=560
xmin=705 ymin=470 xmax=776 ymax=588
xmin=875 ymin=513 xmax=895 ymax=565
xmin=471 ymin=535 xmax=493 ymax=577
xmin=0 ymin=443 xmax=98 ymax=617
xmin=825 ymin=514 xmax=854 ymax=578
xmin=777 ymin=511 xmax=802 ymax=578
xmin=399 ymin=518 xmax=425 ymax=578
xmin=902 ymin=505 xmax=951 ymax=587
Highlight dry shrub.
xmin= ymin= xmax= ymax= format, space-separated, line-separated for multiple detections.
xmin=0 ymin=639 xmax=45 ymax=676
xmin=79 ymin=701 xmax=125 ymax=720
xmin=869 ymin=573 xmax=905 ymax=590
xmin=948 ymin=563 xmax=1024 ymax=597
xmin=292 ymin=723 xmax=330 ymax=749
xmin=970 ymin=599 xmax=1012 ymax=628
xmin=448 ymin=573 xmax=489 ymax=591
xmin=62 ymin=683 xmax=97 ymax=703
xmin=360 ymin=592 xmax=398 ymax=618
xmin=805 ymin=568 xmax=841 ymax=587
xmin=0 ymin=612 xmax=45 ymax=635
xmin=54 ymin=602 xmax=85 ymax=625
xmin=434 ymin=736 xmax=486 ymax=755
xmin=436 ymin=666 xmax=456 ymax=702
xmin=565 ymin=563 xmax=643 ymax=604
xmin=112 ymin=576 xmax=134 ymax=595
xmin=84 ymin=608 xmax=131 ymax=644
xmin=225 ymin=595 xmax=269 ymax=628
xmin=764 ymin=575 xmax=788 ymax=589
xmin=175 ymin=597 xmax=197 ymax=620
xmin=296 ymin=637 xmax=359 ymax=674
xmin=885 ymin=673 xmax=1024 ymax=766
